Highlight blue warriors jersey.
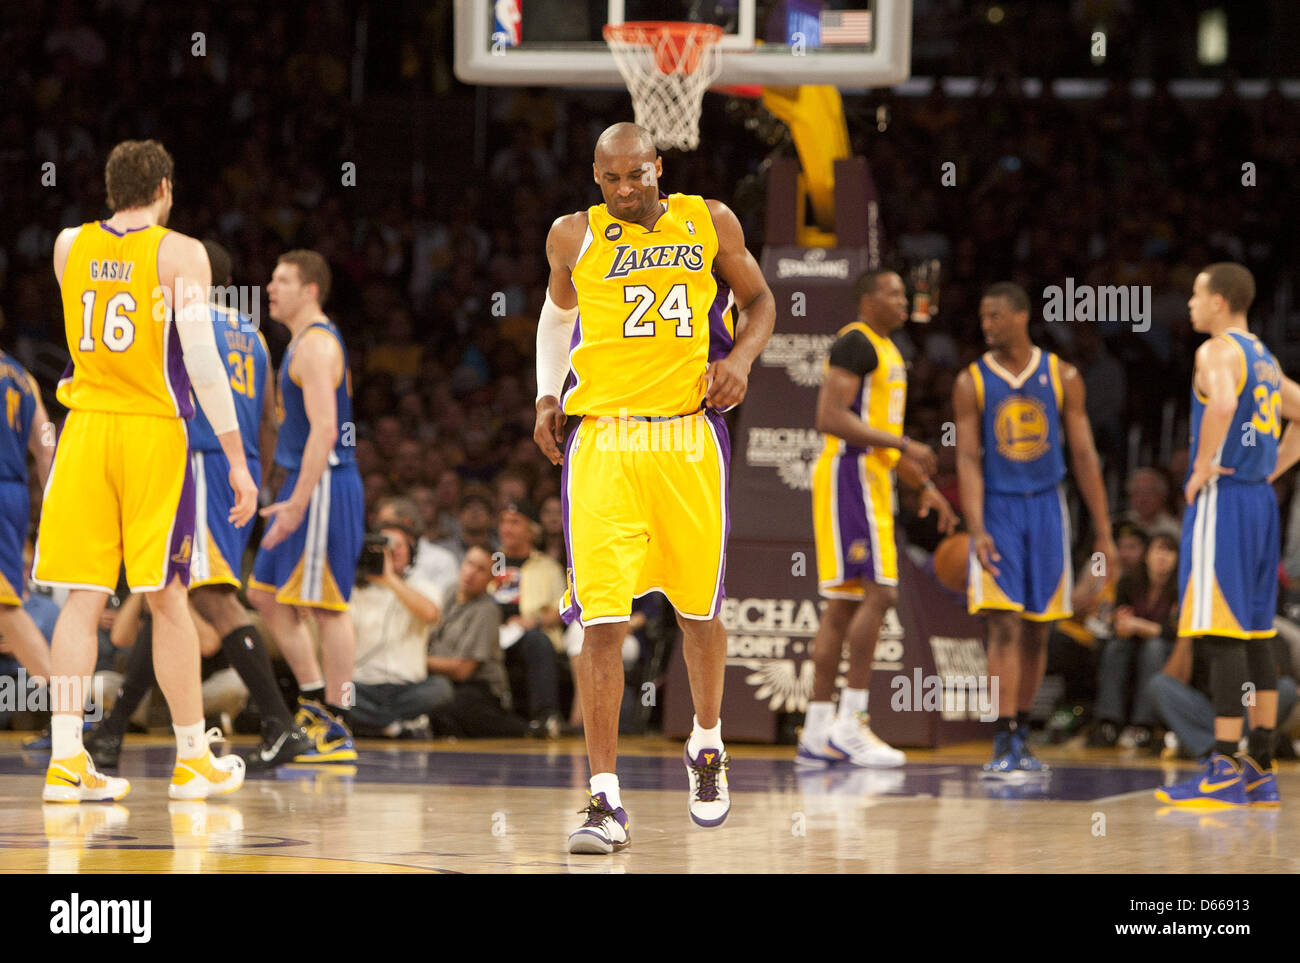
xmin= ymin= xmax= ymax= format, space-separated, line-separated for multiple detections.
xmin=0 ymin=352 xmax=37 ymax=483
xmin=273 ymin=320 xmax=355 ymax=471
xmin=1188 ymin=330 xmax=1280 ymax=483
xmin=188 ymin=305 xmax=269 ymax=460
xmin=969 ymin=347 xmax=1066 ymax=495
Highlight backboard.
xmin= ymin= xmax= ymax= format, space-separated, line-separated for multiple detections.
xmin=454 ymin=0 xmax=911 ymax=90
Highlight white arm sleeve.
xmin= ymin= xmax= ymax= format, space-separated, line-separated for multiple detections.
xmin=536 ymin=291 xmax=578 ymax=402
xmin=176 ymin=300 xmax=240 ymax=436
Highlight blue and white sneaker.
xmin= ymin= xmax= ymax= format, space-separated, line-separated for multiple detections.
xmin=795 ymin=735 xmax=846 ymax=769
xmin=1154 ymin=753 xmax=1247 ymax=808
xmin=1011 ymin=726 xmax=1050 ymax=773
xmin=684 ymin=745 xmax=731 ymax=827
xmin=980 ymin=730 xmax=1021 ymax=778
xmin=568 ymin=792 xmax=630 ymax=854
xmin=1239 ymin=755 xmax=1280 ymax=807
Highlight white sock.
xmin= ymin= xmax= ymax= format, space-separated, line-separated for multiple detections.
xmin=688 ymin=714 xmax=722 ymax=758
xmin=299 ymin=682 xmax=325 ymax=701
xmin=837 ymin=687 xmax=868 ymax=724
xmin=175 ymin=721 xmax=207 ymax=760
xmin=590 ymin=772 xmax=621 ymax=810
xmin=51 ymin=714 xmax=84 ymax=760
xmin=804 ymin=701 xmax=835 ymax=742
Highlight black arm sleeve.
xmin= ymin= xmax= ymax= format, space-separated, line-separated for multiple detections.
xmin=826 ymin=329 xmax=878 ymax=378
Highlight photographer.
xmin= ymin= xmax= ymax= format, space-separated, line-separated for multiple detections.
xmin=349 ymin=521 xmax=448 ymax=738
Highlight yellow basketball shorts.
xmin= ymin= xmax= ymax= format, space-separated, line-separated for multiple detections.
xmin=560 ymin=409 xmax=730 ymax=627
xmin=812 ymin=450 xmax=897 ymax=598
xmin=33 ymin=410 xmax=194 ymax=593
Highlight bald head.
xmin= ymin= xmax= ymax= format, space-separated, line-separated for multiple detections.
xmin=594 ymin=122 xmax=657 ymax=163
xmin=592 ymin=122 xmax=664 ymax=224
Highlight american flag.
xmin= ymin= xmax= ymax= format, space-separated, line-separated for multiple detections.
xmin=820 ymin=9 xmax=873 ymax=45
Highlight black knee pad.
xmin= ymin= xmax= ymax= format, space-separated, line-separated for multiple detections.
xmin=1203 ymin=636 xmax=1248 ymax=718
xmin=1246 ymin=639 xmax=1279 ymax=692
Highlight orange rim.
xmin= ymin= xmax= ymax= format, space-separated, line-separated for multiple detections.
xmin=603 ymin=21 xmax=724 ymax=75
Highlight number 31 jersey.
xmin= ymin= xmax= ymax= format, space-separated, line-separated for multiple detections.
xmin=187 ymin=304 xmax=268 ymax=462
xmin=57 ymin=222 xmax=193 ymax=419
xmin=563 ymin=193 xmax=735 ymax=418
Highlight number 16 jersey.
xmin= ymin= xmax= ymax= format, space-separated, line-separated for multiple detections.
xmin=57 ymin=222 xmax=193 ymax=419
xmin=563 ymin=193 xmax=735 ymax=417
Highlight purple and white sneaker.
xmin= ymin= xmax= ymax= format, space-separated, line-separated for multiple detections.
xmin=795 ymin=737 xmax=847 ymax=769
xmin=684 ymin=745 xmax=731 ymax=827
xmin=568 ymin=792 xmax=630 ymax=854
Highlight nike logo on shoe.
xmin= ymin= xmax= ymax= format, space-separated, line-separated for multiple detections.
xmin=1198 ymin=777 xmax=1240 ymax=793
xmin=55 ymin=775 xmax=81 ymax=787
xmin=260 ymin=731 xmax=290 ymax=762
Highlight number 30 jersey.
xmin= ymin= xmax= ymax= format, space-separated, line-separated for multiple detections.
xmin=1189 ymin=329 xmax=1280 ymax=483
xmin=187 ymin=305 xmax=268 ymax=461
xmin=563 ymin=193 xmax=735 ymax=417
xmin=57 ymin=222 xmax=193 ymax=419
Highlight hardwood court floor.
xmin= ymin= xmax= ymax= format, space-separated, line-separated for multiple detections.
xmin=0 ymin=733 xmax=1296 ymax=873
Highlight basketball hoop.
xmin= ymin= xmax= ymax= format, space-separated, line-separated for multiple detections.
xmin=603 ymin=21 xmax=725 ymax=152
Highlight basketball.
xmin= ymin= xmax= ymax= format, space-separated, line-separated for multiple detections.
xmin=932 ymin=533 xmax=970 ymax=594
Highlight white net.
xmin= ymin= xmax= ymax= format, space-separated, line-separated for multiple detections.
xmin=604 ymin=23 xmax=724 ymax=152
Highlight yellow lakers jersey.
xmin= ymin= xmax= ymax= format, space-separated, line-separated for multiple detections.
xmin=564 ymin=194 xmax=734 ymax=417
xmin=58 ymin=222 xmax=193 ymax=419
xmin=820 ymin=321 xmax=906 ymax=469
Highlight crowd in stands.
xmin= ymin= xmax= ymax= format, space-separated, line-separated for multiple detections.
xmin=3 ymin=1 xmax=1300 ymax=752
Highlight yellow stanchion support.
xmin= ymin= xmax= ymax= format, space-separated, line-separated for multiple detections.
xmin=760 ymin=85 xmax=851 ymax=247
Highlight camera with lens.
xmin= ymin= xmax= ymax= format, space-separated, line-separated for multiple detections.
xmin=357 ymin=532 xmax=391 ymax=579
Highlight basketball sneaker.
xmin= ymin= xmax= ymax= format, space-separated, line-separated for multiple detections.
xmin=980 ymin=730 xmax=1021 ymax=778
xmin=244 ymin=722 xmax=315 ymax=769
xmin=794 ymin=734 xmax=846 ymax=769
xmin=83 ymin=725 xmax=122 ymax=769
xmin=1238 ymin=755 xmax=1281 ymax=807
xmin=294 ymin=697 xmax=330 ymax=729
xmin=1011 ymin=725 xmax=1050 ymax=773
xmin=684 ymin=744 xmax=730 ymax=826
xmin=567 ymin=792 xmax=630 ymax=854
xmin=294 ymin=700 xmax=357 ymax=763
xmin=1153 ymin=753 xmax=1247 ymax=807
xmin=827 ymin=713 xmax=905 ymax=768
xmin=43 ymin=750 xmax=130 ymax=803
xmin=169 ymin=730 xmax=247 ymax=800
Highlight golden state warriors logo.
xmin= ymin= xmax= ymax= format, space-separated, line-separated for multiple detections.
xmin=993 ymin=396 xmax=1050 ymax=461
